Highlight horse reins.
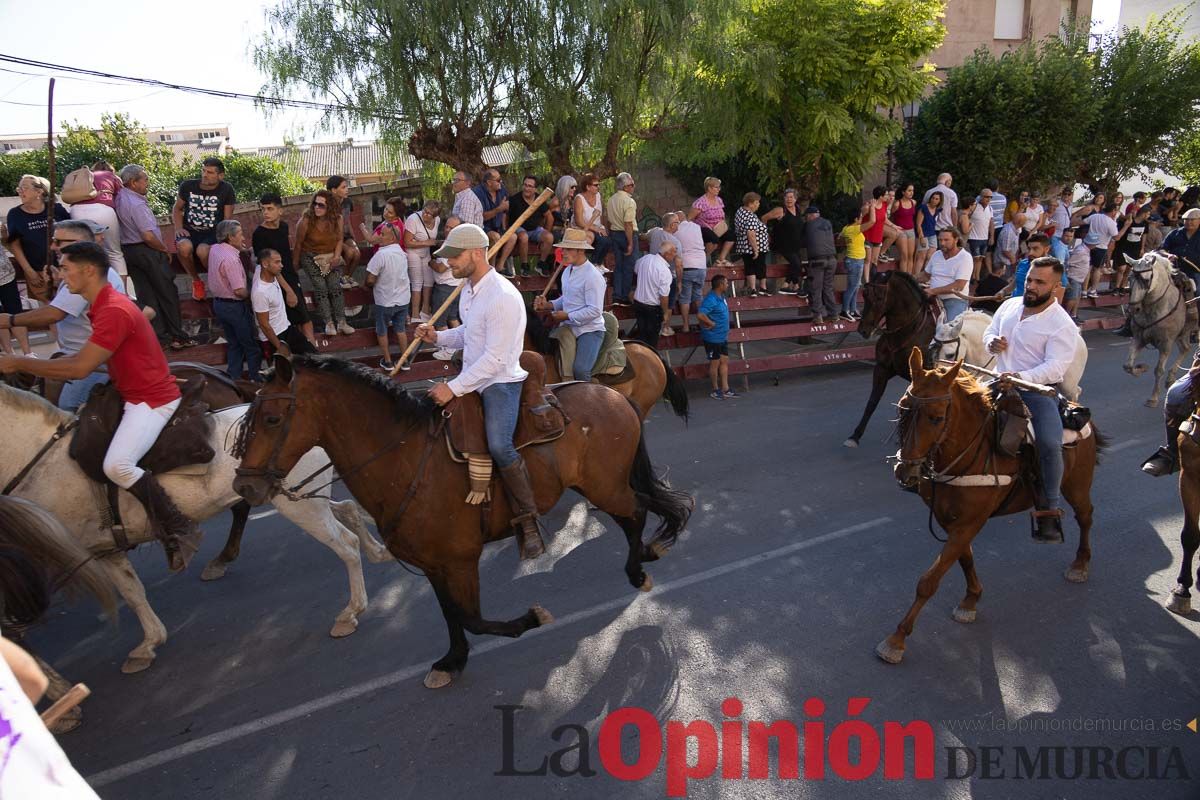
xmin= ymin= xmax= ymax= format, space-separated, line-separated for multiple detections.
xmin=2 ymin=418 xmax=78 ymax=496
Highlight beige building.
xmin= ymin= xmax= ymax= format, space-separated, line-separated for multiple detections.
xmin=931 ymin=0 xmax=1095 ymax=69
xmin=0 ymin=123 xmax=231 ymax=156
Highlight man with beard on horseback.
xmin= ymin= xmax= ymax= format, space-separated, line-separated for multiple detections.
xmin=415 ymin=223 xmax=546 ymax=560
xmin=984 ymin=256 xmax=1081 ymax=543
xmin=0 ymin=241 xmax=200 ymax=572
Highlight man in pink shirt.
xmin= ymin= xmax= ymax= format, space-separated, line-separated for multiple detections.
xmin=207 ymin=220 xmax=261 ymax=380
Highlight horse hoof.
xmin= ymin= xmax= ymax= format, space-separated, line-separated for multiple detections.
xmin=1166 ymin=593 xmax=1192 ymax=616
xmin=49 ymin=709 xmax=83 ymax=734
xmin=843 ymin=438 xmax=859 ymax=449
xmin=1064 ymin=566 xmax=1089 ymax=583
xmin=639 ymin=573 xmax=654 ymax=592
xmin=329 ymin=619 xmax=358 ymax=638
xmin=199 ymin=561 xmax=228 ymax=581
xmin=1131 ymin=365 xmax=1147 ymax=377
xmin=649 ymin=541 xmax=670 ymax=559
xmin=121 ymin=655 xmax=154 ymax=674
xmin=952 ymin=606 xmax=977 ymax=624
xmin=1145 ymin=398 xmax=1159 ymax=408
xmin=531 ymin=605 xmax=554 ymax=626
xmin=423 ymin=669 xmax=453 ymax=689
xmin=875 ymin=639 xmax=904 ymax=664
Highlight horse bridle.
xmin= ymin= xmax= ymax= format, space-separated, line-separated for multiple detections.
xmin=894 ymin=389 xmax=953 ymax=469
xmin=1128 ymin=261 xmax=1183 ymax=328
xmin=233 ymin=388 xmax=299 ymax=490
xmin=872 ymin=278 xmax=931 ymax=337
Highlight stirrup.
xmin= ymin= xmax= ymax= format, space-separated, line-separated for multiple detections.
xmin=512 ymin=514 xmax=546 ymax=560
xmin=1030 ymin=509 xmax=1064 ymax=544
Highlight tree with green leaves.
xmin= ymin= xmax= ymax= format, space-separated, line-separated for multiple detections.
xmin=898 ymin=10 xmax=1200 ymax=194
xmin=660 ymin=0 xmax=945 ymax=196
xmin=254 ymin=0 xmax=704 ymax=178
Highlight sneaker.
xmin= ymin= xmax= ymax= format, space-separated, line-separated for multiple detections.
xmin=378 ymin=358 xmax=395 ymax=370
xmin=338 ymin=321 xmax=355 ymax=335
xmin=660 ymin=325 xmax=675 ymax=337
xmin=324 ymin=322 xmax=337 ymax=336
xmin=432 ymin=347 xmax=455 ymax=360
xmin=778 ymin=285 xmax=798 ymax=295
xmin=879 ymin=254 xmax=896 ymax=263
xmin=840 ymin=312 xmax=856 ymax=322
xmin=417 ymin=311 xmax=432 ymax=323
xmin=399 ymin=362 xmax=411 ymax=371
xmin=709 ymin=390 xmax=724 ymax=400
xmin=191 ymin=279 xmax=206 ymax=301
xmin=341 ymin=276 xmax=359 ymax=289
xmin=722 ymin=389 xmax=738 ymax=398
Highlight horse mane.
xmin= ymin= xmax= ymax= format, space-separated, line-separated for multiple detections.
xmin=291 ymin=354 xmax=437 ymax=424
xmin=949 ymin=370 xmax=995 ymax=412
xmin=0 ymin=381 xmax=71 ymax=426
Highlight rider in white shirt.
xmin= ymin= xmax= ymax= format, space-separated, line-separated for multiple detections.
xmin=415 ymin=224 xmax=546 ymax=560
xmin=984 ymin=256 xmax=1081 ymax=543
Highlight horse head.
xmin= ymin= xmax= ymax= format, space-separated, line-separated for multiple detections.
xmin=1125 ymin=251 xmax=1170 ymax=309
xmin=858 ymin=273 xmax=891 ymax=338
xmin=231 ymin=354 xmax=311 ymax=506
xmin=931 ymin=309 xmax=964 ymax=364
xmin=894 ymin=347 xmax=962 ymax=487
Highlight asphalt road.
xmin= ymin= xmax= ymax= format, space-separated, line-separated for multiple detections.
xmin=29 ymin=334 xmax=1200 ymax=800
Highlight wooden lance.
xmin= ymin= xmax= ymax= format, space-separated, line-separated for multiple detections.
xmin=938 ymin=359 xmax=1058 ymax=396
xmin=391 ymin=187 xmax=554 ymax=376
xmin=40 ymin=683 xmax=90 ymax=728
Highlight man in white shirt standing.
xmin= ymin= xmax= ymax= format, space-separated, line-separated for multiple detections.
xmin=984 ymin=257 xmax=1081 ymax=543
xmin=919 ymin=229 xmax=974 ymax=321
xmin=632 ymin=241 xmax=676 ymax=349
xmin=416 ymin=224 xmax=545 ymax=560
xmin=923 ymin=173 xmax=958 ymax=231
xmin=251 ymin=248 xmax=312 ymax=357
xmin=647 ymin=213 xmax=684 ymax=337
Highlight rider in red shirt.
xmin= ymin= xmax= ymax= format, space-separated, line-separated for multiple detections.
xmin=0 ymin=242 xmax=200 ymax=571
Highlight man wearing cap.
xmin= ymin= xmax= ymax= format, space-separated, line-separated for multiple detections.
xmin=0 ymin=219 xmax=127 ymax=410
xmin=415 ymin=223 xmax=546 ymax=560
xmin=1163 ymin=207 xmax=1200 ymax=288
xmin=803 ymin=205 xmax=837 ymax=323
xmin=533 ymin=229 xmax=606 ymax=381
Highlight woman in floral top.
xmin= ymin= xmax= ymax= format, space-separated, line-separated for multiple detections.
xmin=735 ymin=192 xmax=770 ymax=296
xmin=687 ymin=176 xmax=735 ymax=265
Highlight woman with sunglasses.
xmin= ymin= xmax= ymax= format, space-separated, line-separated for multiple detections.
xmin=295 ymin=189 xmax=354 ymax=337
xmin=571 ymin=173 xmax=611 ymax=267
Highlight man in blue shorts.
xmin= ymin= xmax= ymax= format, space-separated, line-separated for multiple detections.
xmin=697 ymin=274 xmax=734 ymax=399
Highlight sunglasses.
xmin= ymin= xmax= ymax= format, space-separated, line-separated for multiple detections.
xmin=314 ymin=202 xmax=327 ymax=208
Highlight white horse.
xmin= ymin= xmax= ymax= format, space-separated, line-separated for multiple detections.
xmin=931 ymin=308 xmax=1087 ymax=401
xmin=1123 ymin=251 xmax=1197 ymax=407
xmin=0 ymin=382 xmax=392 ymax=673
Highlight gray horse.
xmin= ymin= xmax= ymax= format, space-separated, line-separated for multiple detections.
xmin=1123 ymin=252 xmax=1197 ymax=407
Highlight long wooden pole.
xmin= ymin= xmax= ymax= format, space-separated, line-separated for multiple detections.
xmin=937 ymin=359 xmax=1057 ymax=396
xmin=40 ymin=683 xmax=89 ymax=728
xmin=391 ymin=187 xmax=553 ymax=376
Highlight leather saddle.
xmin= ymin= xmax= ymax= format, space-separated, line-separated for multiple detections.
xmin=991 ymin=385 xmax=1093 ymax=459
xmin=68 ymin=376 xmax=216 ymax=484
xmin=446 ymin=351 xmax=569 ymax=460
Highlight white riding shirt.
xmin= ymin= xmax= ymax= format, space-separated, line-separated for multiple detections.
xmin=982 ymin=296 xmax=1079 ymax=386
xmin=435 ymin=268 xmax=528 ymax=396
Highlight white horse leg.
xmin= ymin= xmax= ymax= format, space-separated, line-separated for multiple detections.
xmin=1149 ymin=348 xmax=1171 ymax=407
xmin=1124 ymin=339 xmax=1147 ymax=376
xmin=273 ymin=498 xmax=369 ymax=637
xmin=100 ymin=553 xmax=167 ymax=674
xmin=332 ymin=499 xmax=390 ymax=564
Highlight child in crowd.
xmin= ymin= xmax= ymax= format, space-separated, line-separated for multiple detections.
xmin=697 ymin=274 xmax=734 ymax=399
xmin=365 ymin=224 xmax=410 ymax=370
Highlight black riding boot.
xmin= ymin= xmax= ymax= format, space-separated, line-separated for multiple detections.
xmin=1113 ymin=309 xmax=1132 ymax=337
xmin=1029 ymin=461 xmax=1064 ymax=544
xmin=128 ymin=472 xmax=202 ymax=573
xmin=1142 ymin=415 xmax=1187 ymax=477
xmin=498 ymin=457 xmax=546 ymax=560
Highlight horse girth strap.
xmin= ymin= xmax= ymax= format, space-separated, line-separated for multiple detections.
xmin=383 ymin=416 xmax=447 ymax=532
xmin=2 ymin=418 xmax=79 ymax=496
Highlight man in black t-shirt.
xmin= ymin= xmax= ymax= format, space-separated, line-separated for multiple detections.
xmin=251 ymin=193 xmax=316 ymax=348
xmin=508 ymin=176 xmax=554 ymax=275
xmin=172 ymin=157 xmax=236 ymax=300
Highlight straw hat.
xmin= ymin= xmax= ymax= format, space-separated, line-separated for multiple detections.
xmin=556 ymin=228 xmax=594 ymax=250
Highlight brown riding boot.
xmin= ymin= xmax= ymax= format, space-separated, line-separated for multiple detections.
xmin=128 ymin=472 xmax=203 ymax=573
xmin=498 ymin=458 xmax=546 ymax=560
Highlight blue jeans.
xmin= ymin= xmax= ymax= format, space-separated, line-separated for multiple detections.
xmin=59 ymin=371 xmax=109 ymax=412
xmin=591 ymin=234 xmax=613 ymax=268
xmin=213 ymin=297 xmax=262 ymax=381
xmin=573 ymin=330 xmax=605 ymax=382
xmin=842 ymin=257 xmax=864 ymax=314
xmin=1165 ymin=372 xmax=1193 ymax=419
xmin=1020 ymin=390 xmax=1063 ymax=508
xmin=610 ymin=230 xmax=640 ymax=302
xmin=481 ymin=380 xmax=523 ymax=468
xmin=941 ymin=296 xmax=968 ymax=321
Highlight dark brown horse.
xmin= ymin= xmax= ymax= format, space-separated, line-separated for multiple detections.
xmin=844 ymin=270 xmax=937 ymax=448
xmin=231 ymin=354 xmax=693 ymax=689
xmin=1168 ymin=422 xmax=1200 ymax=615
xmin=880 ymin=348 xmax=1106 ymax=664
xmin=525 ymin=308 xmax=690 ymax=422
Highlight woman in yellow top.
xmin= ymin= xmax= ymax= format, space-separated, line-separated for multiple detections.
xmin=839 ymin=206 xmax=873 ymax=321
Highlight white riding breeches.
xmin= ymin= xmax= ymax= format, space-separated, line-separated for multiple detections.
xmin=102 ymin=398 xmax=180 ymax=489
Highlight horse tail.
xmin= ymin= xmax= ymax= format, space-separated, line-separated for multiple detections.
xmin=627 ymin=404 xmax=694 ymax=550
xmin=1091 ymin=422 xmax=1110 ymax=464
xmin=0 ymin=497 xmax=118 ymax=631
xmin=656 ymin=349 xmax=691 ymax=423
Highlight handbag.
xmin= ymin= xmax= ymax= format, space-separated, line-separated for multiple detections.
xmin=61 ymin=167 xmax=98 ymax=204
xmin=712 ymin=220 xmax=729 ymax=238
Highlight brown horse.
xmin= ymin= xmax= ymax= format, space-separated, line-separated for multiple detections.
xmin=844 ymin=270 xmax=937 ymax=447
xmin=231 ymin=354 xmax=693 ymax=689
xmin=1168 ymin=423 xmax=1200 ymax=615
xmin=880 ymin=348 xmax=1106 ymax=664
xmin=524 ymin=308 xmax=689 ymax=422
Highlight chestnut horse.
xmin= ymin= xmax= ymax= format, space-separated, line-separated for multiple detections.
xmin=524 ymin=309 xmax=689 ymax=422
xmin=231 ymin=354 xmax=693 ymax=689
xmin=1168 ymin=421 xmax=1200 ymax=615
xmin=844 ymin=270 xmax=937 ymax=448
xmin=881 ymin=348 xmax=1106 ymax=664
